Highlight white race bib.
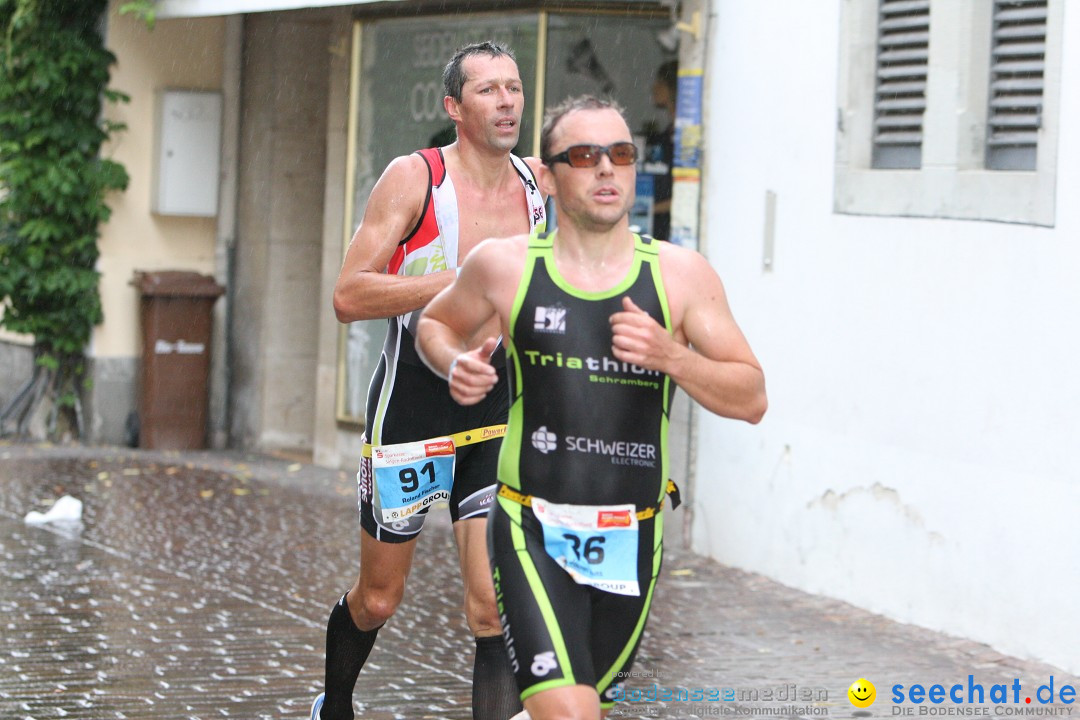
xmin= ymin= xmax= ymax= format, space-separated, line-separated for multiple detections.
xmin=532 ymin=497 xmax=640 ymax=596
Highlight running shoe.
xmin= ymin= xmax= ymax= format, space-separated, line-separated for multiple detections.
xmin=309 ymin=692 xmax=324 ymax=720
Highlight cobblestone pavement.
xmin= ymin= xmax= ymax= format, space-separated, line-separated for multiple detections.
xmin=1 ymin=442 xmax=1075 ymax=720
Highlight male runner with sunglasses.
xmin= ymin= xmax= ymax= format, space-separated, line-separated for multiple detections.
xmin=415 ymin=95 xmax=767 ymax=719
xmin=312 ymin=42 xmax=545 ymax=720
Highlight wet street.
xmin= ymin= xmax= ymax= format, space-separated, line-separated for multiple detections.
xmin=1 ymin=442 xmax=1076 ymax=720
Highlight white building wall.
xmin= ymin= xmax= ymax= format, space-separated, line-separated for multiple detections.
xmin=694 ymin=0 xmax=1080 ymax=673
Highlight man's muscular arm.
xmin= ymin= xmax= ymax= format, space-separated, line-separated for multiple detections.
xmin=417 ymin=239 xmax=519 ymax=406
xmin=609 ymin=245 xmax=767 ymax=423
xmin=333 ymin=154 xmax=456 ymax=323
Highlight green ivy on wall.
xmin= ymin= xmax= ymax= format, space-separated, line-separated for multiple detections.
xmin=0 ymin=0 xmax=137 ymax=437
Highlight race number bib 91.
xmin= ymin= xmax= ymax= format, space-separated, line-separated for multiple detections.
xmin=372 ymin=438 xmax=456 ymax=523
xmin=532 ymin=497 xmax=640 ymax=596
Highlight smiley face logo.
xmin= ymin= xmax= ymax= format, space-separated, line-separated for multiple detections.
xmin=848 ymin=678 xmax=876 ymax=708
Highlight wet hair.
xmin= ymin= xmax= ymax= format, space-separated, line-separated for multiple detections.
xmin=442 ymin=41 xmax=516 ymax=102
xmin=540 ymin=95 xmax=629 ymax=161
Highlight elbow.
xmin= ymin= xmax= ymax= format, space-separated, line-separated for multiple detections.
xmin=737 ymin=375 xmax=768 ymax=424
xmin=744 ymin=367 xmax=768 ymax=424
xmin=745 ymin=394 xmax=767 ymax=425
xmin=330 ymin=293 xmax=356 ymax=325
xmin=745 ymin=382 xmax=768 ymax=424
xmin=332 ymin=293 xmax=348 ymax=323
xmin=332 ymin=292 xmax=355 ymax=323
xmin=701 ymin=388 xmax=767 ymax=424
xmin=333 ymin=283 xmax=373 ymax=323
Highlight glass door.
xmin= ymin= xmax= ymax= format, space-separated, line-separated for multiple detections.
xmin=544 ymin=11 xmax=675 ymax=237
xmin=338 ymin=8 xmax=673 ymax=425
xmin=337 ymin=13 xmax=541 ymax=423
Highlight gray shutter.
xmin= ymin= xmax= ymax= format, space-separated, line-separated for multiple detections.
xmin=987 ymin=0 xmax=1047 ymax=171
xmin=871 ymin=0 xmax=930 ymax=169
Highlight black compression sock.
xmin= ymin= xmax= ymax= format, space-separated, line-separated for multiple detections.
xmin=320 ymin=594 xmax=382 ymax=720
xmin=472 ymin=635 xmax=523 ymax=720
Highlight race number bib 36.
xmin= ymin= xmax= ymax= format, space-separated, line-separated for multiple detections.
xmin=372 ymin=438 xmax=456 ymax=523
xmin=531 ymin=497 xmax=640 ymax=596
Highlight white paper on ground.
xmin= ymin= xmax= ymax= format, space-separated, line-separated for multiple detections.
xmin=24 ymin=495 xmax=83 ymax=524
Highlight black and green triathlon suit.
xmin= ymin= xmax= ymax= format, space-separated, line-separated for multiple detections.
xmin=489 ymin=230 xmax=674 ymax=707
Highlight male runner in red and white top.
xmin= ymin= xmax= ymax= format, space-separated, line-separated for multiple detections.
xmin=311 ymin=41 xmax=545 ymax=720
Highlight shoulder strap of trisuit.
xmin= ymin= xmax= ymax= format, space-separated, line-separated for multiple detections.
xmin=528 ymin=226 xmax=554 ymax=249
xmin=414 ymin=147 xmax=447 ymax=186
xmin=394 ymin=148 xmax=441 ymax=253
xmin=635 ymin=233 xmax=661 ymax=255
xmin=510 ymin=153 xmax=547 ymax=231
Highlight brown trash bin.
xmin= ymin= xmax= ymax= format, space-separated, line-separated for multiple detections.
xmin=132 ymin=270 xmax=225 ymax=450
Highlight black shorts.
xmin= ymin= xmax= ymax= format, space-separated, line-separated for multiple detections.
xmin=359 ymin=359 xmax=509 ymax=543
xmin=488 ymin=493 xmax=663 ymax=706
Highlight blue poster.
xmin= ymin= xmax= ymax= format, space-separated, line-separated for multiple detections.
xmin=630 ymin=174 xmax=655 ymax=235
xmin=674 ymin=72 xmax=704 ymax=169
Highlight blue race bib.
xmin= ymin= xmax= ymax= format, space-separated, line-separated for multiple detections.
xmin=372 ymin=438 xmax=456 ymax=523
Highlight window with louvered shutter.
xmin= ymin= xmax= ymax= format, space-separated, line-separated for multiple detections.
xmin=987 ymin=0 xmax=1046 ymax=171
xmin=871 ymin=0 xmax=930 ymax=169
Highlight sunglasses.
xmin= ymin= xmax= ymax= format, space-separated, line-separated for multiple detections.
xmin=544 ymin=142 xmax=638 ymax=168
